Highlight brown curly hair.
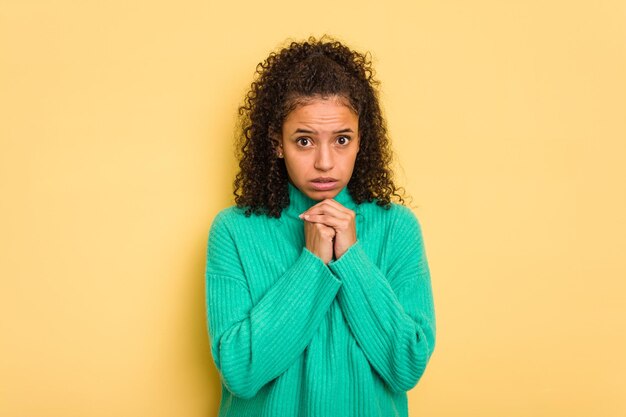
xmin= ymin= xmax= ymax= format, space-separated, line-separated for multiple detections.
xmin=234 ymin=34 xmax=406 ymax=218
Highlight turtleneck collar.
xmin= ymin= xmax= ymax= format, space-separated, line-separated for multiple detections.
xmin=283 ymin=180 xmax=358 ymax=220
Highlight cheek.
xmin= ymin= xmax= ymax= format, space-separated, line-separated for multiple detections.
xmin=284 ymin=155 xmax=308 ymax=175
xmin=285 ymin=152 xmax=309 ymax=166
xmin=344 ymin=150 xmax=359 ymax=165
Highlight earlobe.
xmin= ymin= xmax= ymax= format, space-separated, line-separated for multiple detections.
xmin=276 ymin=143 xmax=284 ymax=159
xmin=270 ymin=130 xmax=284 ymax=159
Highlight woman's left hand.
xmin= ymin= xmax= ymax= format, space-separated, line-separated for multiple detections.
xmin=300 ymin=199 xmax=356 ymax=260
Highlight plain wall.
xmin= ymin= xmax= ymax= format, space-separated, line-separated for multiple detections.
xmin=1 ymin=1 xmax=625 ymax=416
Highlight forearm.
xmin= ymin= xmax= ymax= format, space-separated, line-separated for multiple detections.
xmin=329 ymin=240 xmax=436 ymax=392
xmin=207 ymin=247 xmax=341 ymax=399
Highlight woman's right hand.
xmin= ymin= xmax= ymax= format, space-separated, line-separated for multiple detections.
xmin=303 ymin=219 xmax=336 ymax=264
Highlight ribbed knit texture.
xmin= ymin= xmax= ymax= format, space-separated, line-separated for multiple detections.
xmin=204 ymin=182 xmax=436 ymax=417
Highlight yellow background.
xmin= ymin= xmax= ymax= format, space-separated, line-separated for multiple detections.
xmin=1 ymin=1 xmax=625 ymax=416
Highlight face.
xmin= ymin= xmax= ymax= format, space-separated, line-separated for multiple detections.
xmin=277 ymin=96 xmax=360 ymax=201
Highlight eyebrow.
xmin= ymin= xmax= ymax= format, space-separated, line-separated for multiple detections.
xmin=293 ymin=128 xmax=354 ymax=134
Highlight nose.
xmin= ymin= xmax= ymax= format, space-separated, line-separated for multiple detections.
xmin=314 ymin=143 xmax=333 ymax=171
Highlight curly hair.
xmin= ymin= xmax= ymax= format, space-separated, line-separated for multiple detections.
xmin=234 ymin=34 xmax=406 ymax=218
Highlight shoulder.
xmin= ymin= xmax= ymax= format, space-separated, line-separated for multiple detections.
xmin=357 ymin=199 xmax=420 ymax=226
xmin=391 ymin=203 xmax=421 ymax=227
xmin=207 ymin=205 xmax=256 ymax=253
xmin=389 ymin=203 xmax=423 ymax=239
xmin=211 ymin=205 xmax=244 ymax=228
xmin=356 ymin=200 xmax=424 ymax=246
xmin=209 ymin=204 xmax=276 ymax=236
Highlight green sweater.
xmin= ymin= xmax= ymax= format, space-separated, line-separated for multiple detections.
xmin=205 ymin=181 xmax=436 ymax=417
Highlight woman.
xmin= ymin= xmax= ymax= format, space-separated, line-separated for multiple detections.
xmin=205 ymin=35 xmax=436 ymax=417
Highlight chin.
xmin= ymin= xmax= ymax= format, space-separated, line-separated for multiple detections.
xmin=307 ymin=188 xmax=340 ymax=201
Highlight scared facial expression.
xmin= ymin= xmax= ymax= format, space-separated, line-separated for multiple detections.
xmin=277 ymin=95 xmax=360 ymax=201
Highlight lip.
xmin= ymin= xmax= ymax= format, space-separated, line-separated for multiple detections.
xmin=310 ymin=178 xmax=339 ymax=191
xmin=312 ymin=177 xmax=339 ymax=182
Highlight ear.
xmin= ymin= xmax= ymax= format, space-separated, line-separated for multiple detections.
xmin=276 ymin=142 xmax=284 ymax=158
xmin=269 ymin=129 xmax=284 ymax=158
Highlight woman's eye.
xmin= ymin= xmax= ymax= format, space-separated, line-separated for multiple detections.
xmin=336 ymin=136 xmax=351 ymax=145
xmin=296 ymin=137 xmax=311 ymax=146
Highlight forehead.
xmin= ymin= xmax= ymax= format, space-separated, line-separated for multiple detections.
xmin=283 ymin=96 xmax=358 ymax=126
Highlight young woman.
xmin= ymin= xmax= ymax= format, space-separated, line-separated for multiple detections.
xmin=205 ymin=35 xmax=436 ymax=417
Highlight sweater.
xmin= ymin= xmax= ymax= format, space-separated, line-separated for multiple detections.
xmin=204 ymin=181 xmax=436 ymax=417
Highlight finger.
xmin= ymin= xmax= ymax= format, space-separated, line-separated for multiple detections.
xmin=324 ymin=198 xmax=352 ymax=212
xmin=308 ymin=198 xmax=351 ymax=213
xmin=300 ymin=202 xmax=351 ymax=219
xmin=302 ymin=214 xmax=344 ymax=228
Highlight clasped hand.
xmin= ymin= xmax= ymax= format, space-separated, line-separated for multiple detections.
xmin=299 ymin=199 xmax=356 ymax=265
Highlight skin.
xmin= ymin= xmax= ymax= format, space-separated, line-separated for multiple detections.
xmin=275 ymin=95 xmax=360 ymax=264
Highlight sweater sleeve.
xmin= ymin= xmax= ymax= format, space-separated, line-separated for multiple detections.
xmin=204 ymin=211 xmax=342 ymax=400
xmin=327 ymin=206 xmax=436 ymax=393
